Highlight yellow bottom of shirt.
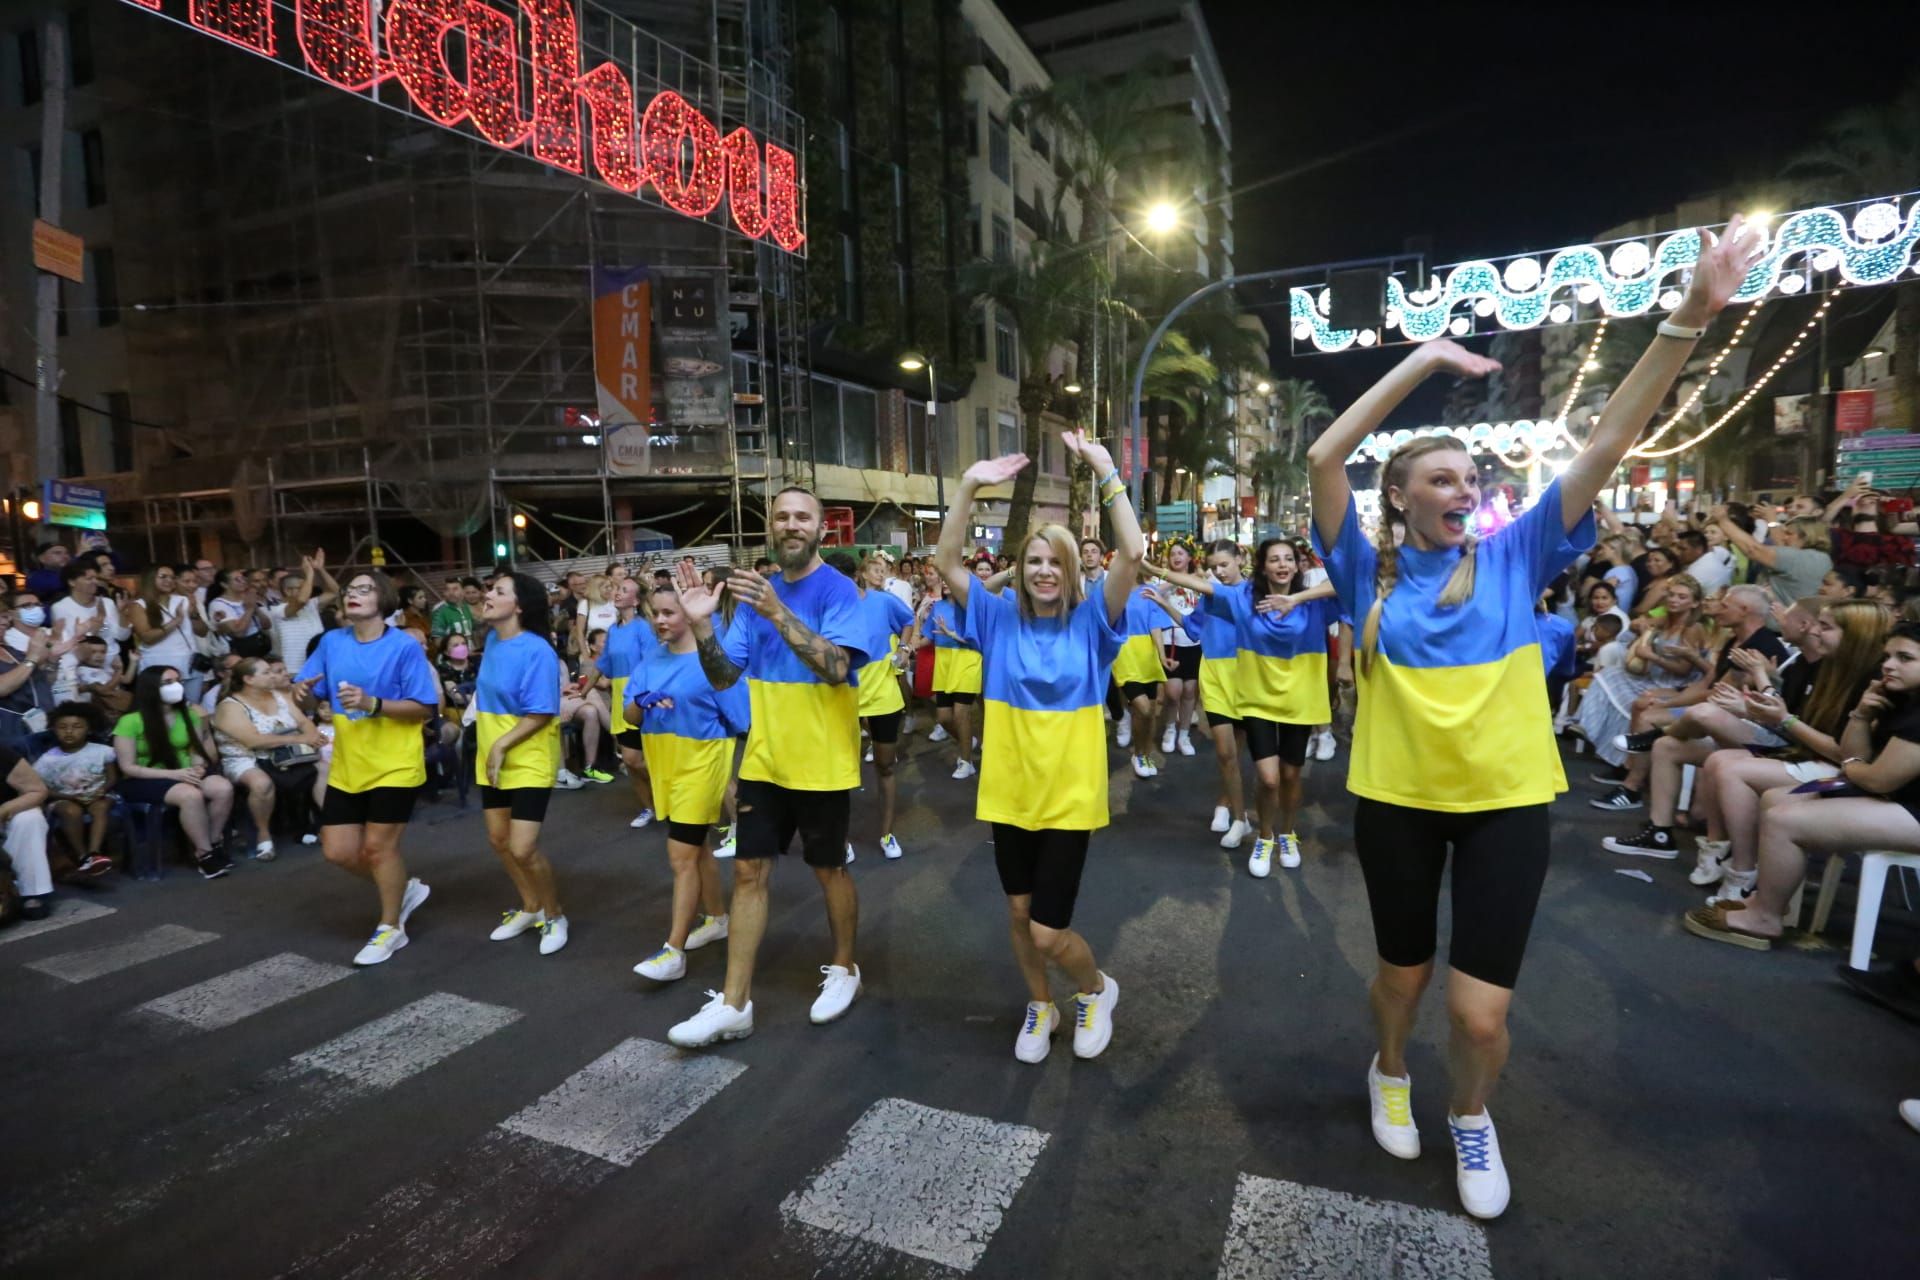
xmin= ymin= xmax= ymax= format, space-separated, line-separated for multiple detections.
xmin=475 ymin=711 xmax=561 ymax=790
xmin=642 ymin=733 xmax=730 ymax=826
xmin=976 ymin=700 xmax=1109 ymax=831
xmin=856 ymin=656 xmax=905 ymax=717
xmin=1111 ymin=634 xmax=1166 ymax=686
xmin=1198 ymin=656 xmax=1239 ymax=719
xmin=932 ymin=647 xmax=983 ymax=695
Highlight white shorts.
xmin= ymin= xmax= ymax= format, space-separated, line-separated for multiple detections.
xmin=222 ymin=757 xmax=264 ymax=785
xmin=1782 ymin=760 xmax=1841 ymax=784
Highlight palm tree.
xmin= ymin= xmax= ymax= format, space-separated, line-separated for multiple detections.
xmin=1266 ymin=378 xmax=1332 ymax=461
xmin=1782 ymin=78 xmax=1920 ymax=427
xmin=1246 ymin=447 xmax=1307 ymax=527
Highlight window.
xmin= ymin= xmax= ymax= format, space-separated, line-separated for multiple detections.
xmin=974 ymin=407 xmax=990 ymax=462
xmin=92 ymin=246 xmax=117 ymax=326
xmin=69 ymin=7 xmax=91 ymax=85
xmin=107 ymin=391 xmax=132 ymax=471
xmin=58 ymin=398 xmax=81 ymax=476
xmin=810 ymin=377 xmax=842 ymax=466
xmin=841 ymin=385 xmax=877 ymax=469
xmin=965 ymin=203 xmax=981 ymax=259
xmin=980 ymin=46 xmax=1010 ymax=93
xmin=81 ymin=127 xmax=105 ymax=206
xmin=997 ymin=410 xmax=1020 ymax=456
xmin=991 ymin=214 xmax=1011 ymax=263
xmin=972 ymin=314 xmax=987 ymax=361
xmin=1031 ymin=125 xmax=1050 ymax=161
xmin=17 ymin=28 xmax=39 ymax=106
xmin=987 ymin=113 xmax=1009 ymax=183
xmin=994 ymin=317 xmax=1017 ymax=379
xmin=840 ymin=231 xmax=859 ymax=323
xmin=964 ymin=101 xmax=979 ymax=156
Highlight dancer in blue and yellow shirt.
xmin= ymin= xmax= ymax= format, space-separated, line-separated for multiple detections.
xmin=851 ymin=553 xmax=916 ymax=858
xmin=936 ymin=430 xmax=1142 ymax=1065
xmin=922 ymin=576 xmax=983 ymax=780
xmin=1303 ymin=216 xmax=1766 ymax=1221
xmin=666 ymin=487 xmax=871 ymax=1050
xmin=473 ymin=572 xmax=568 ymax=956
xmin=628 ymin=584 xmax=746 ymax=986
xmin=1109 ymin=583 xmax=1169 ymax=779
xmin=1145 ymin=539 xmax=1253 ymax=851
xmin=298 ymin=570 xmax=441 ymax=968
xmin=589 ymin=576 xmax=658 ymax=828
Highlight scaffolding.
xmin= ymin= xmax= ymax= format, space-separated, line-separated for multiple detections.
xmin=95 ymin=0 xmax=810 ymax=571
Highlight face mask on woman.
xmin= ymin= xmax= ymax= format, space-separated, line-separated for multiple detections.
xmin=14 ymin=606 xmax=45 ymax=628
xmin=159 ymin=681 xmax=186 ymax=705
xmin=447 ymin=643 xmax=470 ymax=661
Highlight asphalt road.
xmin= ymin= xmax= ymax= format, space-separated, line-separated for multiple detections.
xmin=3 ymin=727 xmax=1917 ymax=1279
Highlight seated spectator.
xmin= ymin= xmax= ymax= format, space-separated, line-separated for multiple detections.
xmin=388 ymin=583 xmax=433 ymax=635
xmin=114 ymin=666 xmax=236 ymax=879
xmin=0 ymin=590 xmax=68 ymax=755
xmin=1683 ymin=621 xmax=1920 ymax=949
xmin=212 ymin=657 xmax=327 ymax=861
xmin=1674 ymin=528 xmax=1735 ymax=594
xmin=559 ymin=631 xmax=614 ymax=784
xmin=0 ymin=740 xmax=51 ymax=921
xmin=55 ymin=633 xmax=132 ymax=717
xmin=1577 ymin=575 xmax=1714 ymax=792
xmin=200 ymin=652 xmax=242 ymax=718
xmin=33 ymin=702 xmax=117 ymax=878
xmin=1718 ymin=507 xmax=1835 ymax=607
xmin=1822 ymin=566 xmax=1868 ymax=600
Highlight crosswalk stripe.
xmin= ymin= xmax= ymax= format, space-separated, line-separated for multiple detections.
xmin=280 ymin=1038 xmax=746 ymax=1278
xmin=0 ymin=898 xmax=114 ymax=945
xmin=2 ymin=993 xmax=521 ymax=1269
xmin=1217 ymin=1173 xmax=1494 ymax=1280
xmin=130 ymin=952 xmax=351 ymax=1031
xmin=780 ymin=1097 xmax=1050 ymax=1273
xmin=25 ymin=923 xmax=219 ymax=983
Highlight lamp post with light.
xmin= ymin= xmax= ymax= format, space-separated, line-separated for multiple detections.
xmin=897 ymin=351 xmax=944 ymax=523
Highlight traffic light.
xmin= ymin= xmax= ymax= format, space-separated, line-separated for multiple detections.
xmin=20 ymin=499 xmax=40 ymax=521
xmin=494 ymin=541 xmax=510 ymax=560
xmin=511 ymin=512 xmax=528 ymax=529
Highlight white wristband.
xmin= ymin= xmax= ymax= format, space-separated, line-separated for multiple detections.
xmin=1656 ymin=319 xmax=1707 ymax=341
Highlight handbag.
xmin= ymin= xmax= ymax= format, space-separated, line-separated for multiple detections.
xmin=230 ymin=630 xmax=272 ymax=659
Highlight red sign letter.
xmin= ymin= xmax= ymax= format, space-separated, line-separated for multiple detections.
xmin=578 ymin=63 xmax=640 ymax=193
xmin=295 ymin=0 xmax=378 ymax=91
xmin=521 ymin=0 xmax=583 ymax=173
xmin=464 ymin=1 xmax=531 ymax=147
xmin=764 ymin=142 xmax=806 ymax=253
xmin=722 ymin=127 xmax=769 ymax=240
xmin=385 ymin=0 xmax=468 ymax=126
xmin=639 ymin=91 xmax=724 ymax=217
xmin=190 ymin=0 xmax=275 ymax=55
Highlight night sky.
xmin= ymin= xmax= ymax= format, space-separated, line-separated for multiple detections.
xmin=1004 ymin=0 xmax=1920 ymax=416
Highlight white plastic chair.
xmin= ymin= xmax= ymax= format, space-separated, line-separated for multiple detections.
xmin=1848 ymin=851 xmax=1920 ymax=971
xmin=1678 ymin=764 xmax=1696 ymax=815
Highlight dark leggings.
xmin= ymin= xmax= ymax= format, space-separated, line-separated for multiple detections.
xmin=1352 ymin=798 xmax=1551 ymax=990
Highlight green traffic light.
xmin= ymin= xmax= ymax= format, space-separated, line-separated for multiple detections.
xmin=494 ymin=542 xmax=509 ymax=558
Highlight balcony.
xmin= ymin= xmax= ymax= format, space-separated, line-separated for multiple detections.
xmin=1014 ymin=197 xmax=1049 ymax=239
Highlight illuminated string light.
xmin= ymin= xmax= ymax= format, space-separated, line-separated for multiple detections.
xmin=465 ymin=2 xmax=533 ymax=147
xmin=1632 ymin=304 xmax=1762 ymax=452
xmin=385 ymin=0 xmax=467 ymax=126
xmin=189 ymin=0 xmax=274 ymax=55
xmin=295 ymin=0 xmax=377 ymax=90
xmin=1557 ymin=318 xmax=1610 ymax=420
xmin=578 ymin=62 xmax=641 ymax=192
xmin=723 ymin=128 xmax=772 ymax=239
xmin=1631 ymin=296 xmax=1835 ymax=459
xmin=523 ymin=0 xmax=584 ymax=174
xmin=639 ymin=91 xmax=725 ymax=216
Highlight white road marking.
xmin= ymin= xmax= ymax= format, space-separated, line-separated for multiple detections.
xmin=0 ymin=898 xmax=114 ymax=944
xmin=131 ymin=952 xmax=351 ymax=1031
xmin=3 ymin=993 xmax=520 ymax=1268
xmin=499 ymin=1035 xmax=747 ymax=1166
xmin=280 ymin=1037 xmax=745 ymax=1278
xmin=25 ymin=923 xmax=218 ymax=983
xmin=780 ymin=1097 xmax=1050 ymax=1273
xmin=1217 ymin=1173 xmax=1495 ymax=1280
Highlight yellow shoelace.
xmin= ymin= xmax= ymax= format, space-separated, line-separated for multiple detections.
xmin=1379 ymin=1081 xmax=1413 ymax=1127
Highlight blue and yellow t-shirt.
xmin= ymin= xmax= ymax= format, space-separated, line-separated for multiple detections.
xmin=598 ymin=615 xmax=651 ymax=735
xmin=1204 ymin=580 xmax=1340 ymax=725
xmin=1313 ymin=481 xmax=1595 ymax=812
xmin=298 ymin=625 xmax=441 ymax=793
xmin=1110 ymin=588 xmax=1169 ymax=686
xmin=473 ymin=631 xmax=562 ymax=789
xmin=929 ymin=598 xmax=983 ymax=694
xmin=722 ymin=562 xmax=868 ymax=792
xmin=853 ymin=588 xmax=914 ymax=717
xmin=1193 ymin=585 xmax=1242 ymax=719
xmin=632 ymin=642 xmax=741 ymax=824
xmin=964 ymin=584 xmax=1126 ymax=831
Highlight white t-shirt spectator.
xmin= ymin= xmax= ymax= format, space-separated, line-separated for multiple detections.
xmin=138 ymin=594 xmax=199 ymax=674
xmin=882 ymin=576 xmax=916 ymax=611
xmin=33 ymin=741 xmax=116 ymax=802
xmin=577 ymin=599 xmax=619 ymax=637
xmin=208 ymin=595 xmax=265 ymax=645
xmin=1592 ymin=639 xmax=1628 ymax=672
xmin=271 ymin=599 xmax=326 ymax=667
xmin=52 ymin=659 xmax=115 ymax=705
xmin=1685 ymin=546 xmax=1736 ymax=594
xmin=52 ymin=594 xmax=124 ymax=663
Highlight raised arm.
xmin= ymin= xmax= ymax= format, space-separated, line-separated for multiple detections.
xmin=1825 ymin=475 xmax=1871 ymax=524
xmin=1057 ymin=432 xmax=1143 ymax=622
xmin=723 ymin=569 xmax=856 ymax=685
xmin=1556 ymin=216 xmax=1766 ymax=527
xmin=284 ymin=555 xmax=318 ymax=614
xmin=1306 ymin=341 xmax=1501 ymax=549
xmin=1140 ymin=560 xmax=1216 ymax=596
xmin=936 ymin=453 xmax=1028 ymax=609
xmin=672 ymin=559 xmax=743 ymax=691
xmin=1715 ymin=508 xmax=1777 ymax=569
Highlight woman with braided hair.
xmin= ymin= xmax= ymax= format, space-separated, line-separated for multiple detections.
xmin=1304 ymin=216 xmax=1765 ymax=1220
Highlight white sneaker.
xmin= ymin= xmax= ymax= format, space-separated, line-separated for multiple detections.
xmin=1071 ymin=973 xmax=1118 ymax=1059
xmin=1315 ymin=731 xmax=1337 ymax=762
xmin=489 ymin=908 xmax=543 ymax=941
xmin=1448 ymin=1111 xmax=1511 ymax=1219
xmin=811 ymin=964 xmax=862 ymax=1024
xmin=880 ymin=834 xmax=903 ymax=860
xmin=1901 ymin=1098 xmax=1920 ymax=1135
xmin=901 ymin=714 xmax=915 ymax=735
xmin=1222 ymin=819 xmax=1251 ymax=850
xmin=1707 ymin=865 xmax=1757 ymax=907
xmin=1278 ymin=832 xmax=1302 ymax=869
xmin=1689 ymin=838 xmax=1732 ymax=886
xmin=352 ymin=925 xmax=407 ymax=966
xmin=1131 ymin=754 xmax=1154 ymax=779
xmin=844 ymin=842 xmax=856 ymax=864
xmin=301 ymin=832 xmax=319 ymax=845
xmin=863 ymin=744 xmax=874 ymax=763
xmin=668 ymin=991 xmax=753 ymax=1047
xmin=253 ymin=839 xmax=277 ymax=862
xmin=634 ymin=943 xmax=686 ymax=981
xmin=1210 ymin=805 xmax=1232 ymax=834
xmin=536 ymin=915 xmax=569 ymax=955
xmin=927 ymin=724 xmax=950 ymax=743
xmin=953 ymin=759 xmax=977 ymax=780
xmin=1248 ymin=838 xmax=1273 ymax=878
xmin=1014 ymin=1000 xmax=1059 ymax=1064
xmin=1161 ymin=725 xmax=1177 ymax=754
xmin=713 ymin=825 xmax=736 ymax=859
xmin=1368 ymin=1055 xmax=1421 ymax=1159
xmin=556 ymin=768 xmax=586 ymax=791
xmin=630 ymin=808 xmax=654 ymax=829
xmin=685 ymin=913 xmax=729 ymax=950
xmin=1177 ymin=731 xmax=1195 ymax=757
xmin=1115 ymin=720 xmax=1132 ymax=749
xmin=399 ymin=878 xmax=430 ymax=928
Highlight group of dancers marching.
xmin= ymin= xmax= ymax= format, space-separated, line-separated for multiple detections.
xmin=293 ymin=218 xmax=1767 ymax=1221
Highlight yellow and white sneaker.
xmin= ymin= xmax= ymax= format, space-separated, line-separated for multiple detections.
xmin=1368 ymin=1054 xmax=1420 ymax=1159
xmin=1014 ymin=1001 xmax=1059 ymax=1064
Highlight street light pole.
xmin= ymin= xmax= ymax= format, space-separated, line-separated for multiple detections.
xmin=924 ymin=358 xmax=944 ymax=516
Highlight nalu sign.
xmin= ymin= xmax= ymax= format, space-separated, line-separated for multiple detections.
xmin=120 ymin=0 xmax=806 ymax=253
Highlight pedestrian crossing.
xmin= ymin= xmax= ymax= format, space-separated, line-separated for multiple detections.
xmin=3 ymin=907 xmax=1499 ymax=1278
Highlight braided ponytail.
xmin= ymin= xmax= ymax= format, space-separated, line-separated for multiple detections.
xmin=1358 ymin=516 xmax=1400 ymax=678
xmin=1360 ymin=436 xmax=1482 ymax=675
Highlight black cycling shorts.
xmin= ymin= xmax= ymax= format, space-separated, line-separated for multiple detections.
xmin=480 ymin=785 xmax=552 ymax=823
xmin=935 ymin=691 xmax=977 ymax=708
xmin=992 ymin=824 xmax=1091 ymax=930
xmin=1163 ymin=645 xmax=1202 ymax=680
xmin=736 ymin=779 xmax=850 ymax=869
xmin=1245 ymin=717 xmax=1310 ymax=766
xmin=1353 ymin=798 xmax=1551 ymax=990
xmin=1119 ymin=681 xmax=1161 ymax=704
xmin=866 ymin=709 xmax=904 ymax=746
xmin=667 ymin=820 xmax=709 ymax=846
xmin=319 ymin=785 xmax=417 ymax=828
xmin=614 ymin=728 xmax=646 ymax=752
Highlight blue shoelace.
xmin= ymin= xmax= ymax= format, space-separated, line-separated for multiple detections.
xmin=1024 ymin=1006 xmax=1044 ymax=1033
xmin=1451 ymin=1123 xmax=1491 ymax=1172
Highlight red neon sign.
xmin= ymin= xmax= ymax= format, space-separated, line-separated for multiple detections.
xmin=123 ymin=0 xmax=806 ymax=252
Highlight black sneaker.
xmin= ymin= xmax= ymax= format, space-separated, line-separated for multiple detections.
xmin=1588 ymin=786 xmax=1643 ymax=811
xmin=1588 ymin=765 xmax=1629 ymax=785
xmin=1602 ymin=824 xmax=1677 ymax=859
xmin=196 ymin=847 xmax=234 ymax=880
xmin=1836 ymin=963 xmax=1920 ymax=1026
xmin=1618 ymin=729 xmax=1662 ymax=754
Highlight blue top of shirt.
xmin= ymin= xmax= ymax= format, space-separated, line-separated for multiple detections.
xmin=1121 ymin=588 xmax=1168 ymax=638
xmin=1535 ymin=611 xmax=1577 ymax=679
xmin=852 ymin=588 xmax=914 ymax=663
xmin=1205 ymin=579 xmax=1342 ymax=660
xmin=963 ymin=583 xmax=1125 ymax=712
xmin=298 ymin=625 xmax=441 ymax=717
xmin=929 ymin=598 xmax=976 ymax=650
xmin=598 ymin=615 xmax=652 ymax=681
xmin=474 ymin=631 xmax=562 ymax=717
xmin=721 ymin=561 xmax=870 ymax=685
xmin=632 ymin=643 xmax=745 ymax=739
